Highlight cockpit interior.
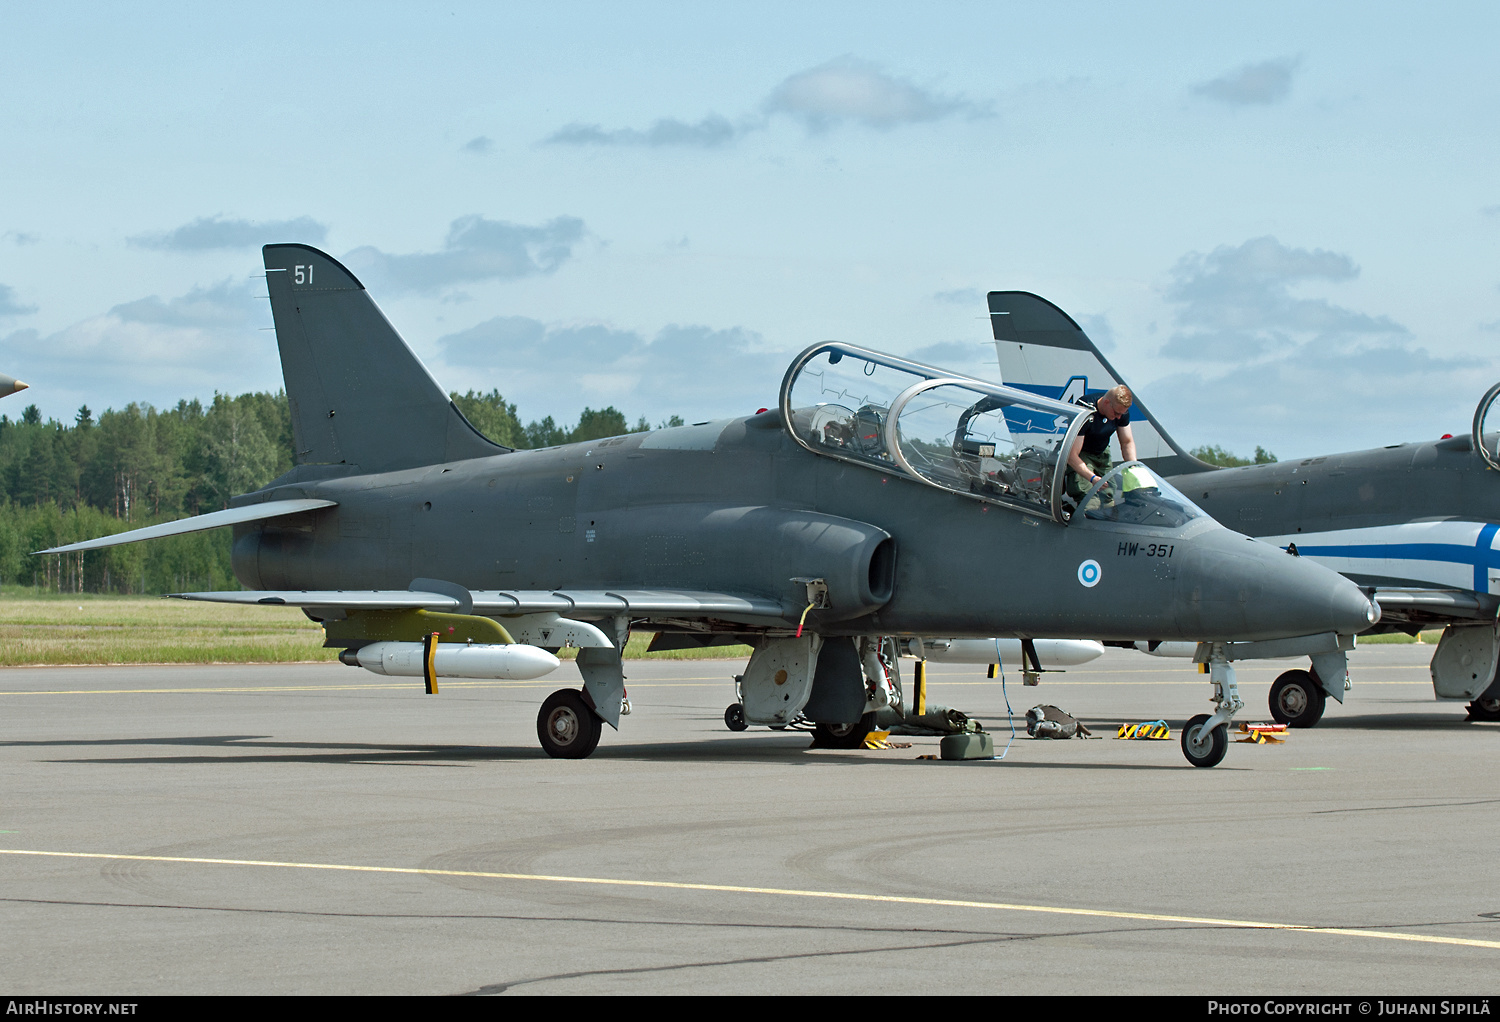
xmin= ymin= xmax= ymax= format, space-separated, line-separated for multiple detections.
xmin=781 ymin=342 xmax=1207 ymax=529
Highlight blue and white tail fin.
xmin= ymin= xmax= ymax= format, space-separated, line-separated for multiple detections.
xmin=986 ymin=291 xmax=1213 ymax=476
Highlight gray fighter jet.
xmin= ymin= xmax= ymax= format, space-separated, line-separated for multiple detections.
xmin=37 ymin=245 xmax=1379 ymax=767
xmin=0 ymin=374 xmax=28 ymax=398
xmin=986 ymin=290 xmax=1500 ymax=726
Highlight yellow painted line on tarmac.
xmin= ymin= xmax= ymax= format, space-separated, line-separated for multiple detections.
xmin=0 ymin=848 xmax=1494 ymax=952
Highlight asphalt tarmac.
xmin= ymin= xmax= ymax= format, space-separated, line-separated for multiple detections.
xmin=0 ymin=644 xmax=1496 ymax=995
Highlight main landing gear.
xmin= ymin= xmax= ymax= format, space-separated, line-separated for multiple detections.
xmin=1468 ymin=696 xmax=1500 ymax=722
xmin=1268 ymin=669 xmax=1327 ymax=728
xmin=812 ymin=712 xmax=878 ymax=749
xmin=537 ymin=689 xmax=603 ymax=759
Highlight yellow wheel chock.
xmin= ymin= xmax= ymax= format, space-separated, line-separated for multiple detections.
xmin=1117 ymin=720 xmax=1171 ymax=740
xmin=1234 ymin=722 xmax=1287 ymax=744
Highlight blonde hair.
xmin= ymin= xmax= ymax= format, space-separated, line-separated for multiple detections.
xmin=1105 ymin=385 xmax=1133 ymax=409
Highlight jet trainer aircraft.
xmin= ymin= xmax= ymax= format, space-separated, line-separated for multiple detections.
xmin=0 ymin=374 xmax=28 ymax=399
xmin=39 ymin=245 xmax=1378 ymax=767
xmin=985 ymin=290 xmax=1500 ymax=726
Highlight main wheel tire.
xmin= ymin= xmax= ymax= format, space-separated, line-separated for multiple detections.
xmin=724 ymin=703 xmax=748 ymax=731
xmin=1181 ymin=713 xmax=1228 ymax=768
xmin=1467 ymin=697 xmax=1500 ymax=722
xmin=1269 ymin=669 xmax=1326 ymax=728
xmin=812 ymin=712 xmax=878 ymax=749
xmin=537 ymin=689 xmax=603 ymax=759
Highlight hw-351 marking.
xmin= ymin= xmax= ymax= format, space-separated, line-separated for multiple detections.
xmin=1118 ymin=542 xmax=1174 ymax=558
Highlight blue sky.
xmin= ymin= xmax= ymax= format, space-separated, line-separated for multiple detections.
xmin=2 ymin=1 xmax=1497 ymax=457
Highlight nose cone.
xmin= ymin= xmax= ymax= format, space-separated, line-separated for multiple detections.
xmin=1177 ymin=531 xmax=1376 ymax=641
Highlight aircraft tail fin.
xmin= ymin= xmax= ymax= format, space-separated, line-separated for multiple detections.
xmin=262 ymin=244 xmax=505 ymax=474
xmin=986 ymin=291 xmax=1213 ymax=475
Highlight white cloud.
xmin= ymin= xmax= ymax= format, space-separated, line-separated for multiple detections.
xmin=129 ymin=215 xmax=328 ymax=251
xmin=544 ymin=115 xmax=741 ymax=148
xmin=1160 ymin=236 xmax=1405 ymax=361
xmin=764 ymin=56 xmax=984 ymax=132
xmin=437 ymin=315 xmax=781 ymax=423
xmin=541 ymin=56 xmax=985 ymax=149
xmin=1145 ymin=236 xmax=1493 ymax=453
xmin=0 ymin=279 xmax=275 ymax=415
xmin=1192 ymin=57 xmax=1301 ymax=106
xmin=0 ymin=284 xmax=36 ymax=318
xmin=343 ymin=214 xmax=586 ymax=296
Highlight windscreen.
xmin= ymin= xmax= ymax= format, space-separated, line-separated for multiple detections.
xmin=1080 ymin=462 xmax=1206 ymax=529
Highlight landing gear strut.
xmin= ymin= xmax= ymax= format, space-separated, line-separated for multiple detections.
xmin=1269 ymin=669 xmax=1327 ymax=728
xmin=537 ymin=689 xmax=603 ymax=759
xmin=1183 ymin=646 xmax=1242 ymax=768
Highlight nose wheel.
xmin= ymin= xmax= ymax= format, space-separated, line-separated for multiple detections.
xmin=1181 ymin=713 xmax=1228 ymax=768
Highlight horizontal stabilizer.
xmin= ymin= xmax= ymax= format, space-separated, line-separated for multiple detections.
xmin=35 ymin=499 xmax=337 ymax=554
xmin=170 ymin=587 xmax=789 ymax=620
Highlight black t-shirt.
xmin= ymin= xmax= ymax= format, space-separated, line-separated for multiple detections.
xmin=1078 ymin=404 xmax=1129 ymax=455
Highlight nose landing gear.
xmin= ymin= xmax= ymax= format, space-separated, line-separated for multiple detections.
xmin=1183 ymin=646 xmax=1242 ymax=768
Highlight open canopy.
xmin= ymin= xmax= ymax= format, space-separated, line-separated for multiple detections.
xmin=780 ymin=342 xmax=1091 ymax=521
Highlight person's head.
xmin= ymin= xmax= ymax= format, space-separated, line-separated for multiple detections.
xmin=1098 ymin=385 xmax=1133 ymax=420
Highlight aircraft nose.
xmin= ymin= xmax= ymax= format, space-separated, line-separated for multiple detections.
xmin=1180 ymin=532 xmax=1377 ymax=640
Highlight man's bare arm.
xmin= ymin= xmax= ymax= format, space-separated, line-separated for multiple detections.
xmin=1066 ymin=436 xmax=1095 ymax=478
xmin=1118 ymin=424 xmax=1137 ymax=463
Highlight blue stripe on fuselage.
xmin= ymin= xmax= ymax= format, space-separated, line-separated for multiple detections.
xmin=1292 ymin=529 xmax=1500 ymax=594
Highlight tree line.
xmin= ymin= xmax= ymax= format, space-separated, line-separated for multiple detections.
xmin=0 ymin=390 xmax=677 ymax=594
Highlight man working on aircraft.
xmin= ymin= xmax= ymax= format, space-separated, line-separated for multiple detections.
xmin=1066 ymin=385 xmax=1136 ymax=504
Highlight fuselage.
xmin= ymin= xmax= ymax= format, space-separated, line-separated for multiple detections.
xmin=233 ymin=412 xmax=1375 ymax=643
xmin=1175 ymin=434 xmax=1500 ymax=601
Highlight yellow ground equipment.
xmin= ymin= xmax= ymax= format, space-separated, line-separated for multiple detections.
xmin=1234 ymin=722 xmax=1288 ymax=744
xmin=1117 ymin=720 xmax=1171 ymax=740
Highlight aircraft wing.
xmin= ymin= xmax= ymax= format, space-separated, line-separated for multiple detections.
xmin=35 ymin=498 xmax=338 ymax=554
xmin=170 ymin=588 xmax=790 ymax=622
xmin=987 ymin=291 xmax=1211 ymax=475
xmin=1371 ymin=587 xmax=1498 ymax=627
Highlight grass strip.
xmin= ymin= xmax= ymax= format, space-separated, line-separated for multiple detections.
xmin=0 ymin=593 xmax=750 ymax=665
